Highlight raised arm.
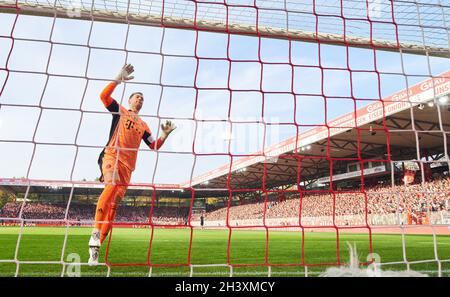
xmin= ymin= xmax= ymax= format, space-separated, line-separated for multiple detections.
xmin=143 ymin=120 xmax=176 ymax=150
xmin=100 ymin=82 xmax=117 ymax=109
xmin=100 ymin=64 xmax=135 ymax=110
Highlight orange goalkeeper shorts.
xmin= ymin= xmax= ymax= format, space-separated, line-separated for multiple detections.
xmin=101 ymin=154 xmax=132 ymax=198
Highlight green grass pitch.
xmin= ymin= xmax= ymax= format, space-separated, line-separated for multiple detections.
xmin=0 ymin=227 xmax=449 ymax=277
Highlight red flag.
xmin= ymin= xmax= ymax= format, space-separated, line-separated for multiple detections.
xmin=423 ymin=163 xmax=432 ymax=181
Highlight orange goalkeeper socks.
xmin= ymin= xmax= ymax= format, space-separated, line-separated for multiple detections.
xmin=94 ymin=184 xmax=118 ymax=234
xmin=100 ymin=201 xmax=119 ymax=244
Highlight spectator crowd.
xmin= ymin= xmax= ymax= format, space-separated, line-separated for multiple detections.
xmin=0 ymin=202 xmax=190 ymax=224
xmin=1 ymin=177 xmax=448 ymax=224
xmin=205 ymin=177 xmax=450 ymax=221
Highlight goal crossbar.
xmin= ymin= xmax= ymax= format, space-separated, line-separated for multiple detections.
xmin=0 ymin=0 xmax=449 ymax=58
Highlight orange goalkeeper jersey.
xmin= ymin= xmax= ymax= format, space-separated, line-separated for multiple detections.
xmin=98 ymin=82 xmax=164 ymax=176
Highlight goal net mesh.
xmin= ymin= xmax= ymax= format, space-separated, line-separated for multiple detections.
xmin=0 ymin=0 xmax=449 ymax=277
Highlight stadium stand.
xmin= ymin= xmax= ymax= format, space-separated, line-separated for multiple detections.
xmin=1 ymin=176 xmax=448 ymax=226
xmin=0 ymin=202 xmax=190 ymax=224
xmin=204 ymin=176 xmax=450 ymax=223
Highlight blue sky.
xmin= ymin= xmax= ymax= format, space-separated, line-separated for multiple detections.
xmin=0 ymin=9 xmax=449 ymax=185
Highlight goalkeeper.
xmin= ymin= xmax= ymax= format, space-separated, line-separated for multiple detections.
xmin=88 ymin=64 xmax=176 ymax=265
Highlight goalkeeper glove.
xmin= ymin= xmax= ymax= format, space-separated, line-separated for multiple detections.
xmin=161 ymin=120 xmax=177 ymax=138
xmin=114 ymin=64 xmax=135 ymax=84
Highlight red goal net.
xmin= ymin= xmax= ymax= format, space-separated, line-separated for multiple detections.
xmin=0 ymin=0 xmax=449 ymax=277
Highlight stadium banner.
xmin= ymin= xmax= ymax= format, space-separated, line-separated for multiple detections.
xmin=2 ymin=211 xmax=449 ymax=234
xmin=316 ymin=165 xmax=387 ymax=183
xmin=0 ymin=178 xmax=181 ymax=190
